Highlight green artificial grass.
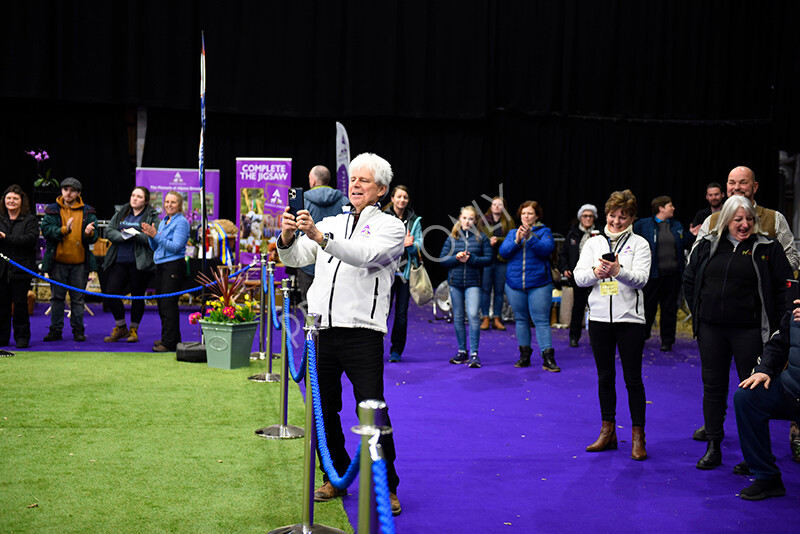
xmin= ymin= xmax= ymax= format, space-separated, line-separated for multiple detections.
xmin=0 ymin=352 xmax=353 ymax=533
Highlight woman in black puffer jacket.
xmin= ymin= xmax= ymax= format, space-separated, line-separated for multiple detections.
xmin=0 ymin=184 xmax=39 ymax=349
xmin=439 ymin=205 xmax=493 ymax=368
xmin=684 ymin=195 xmax=793 ymax=471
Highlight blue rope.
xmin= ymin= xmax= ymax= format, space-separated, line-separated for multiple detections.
xmin=268 ymin=270 xmax=281 ymax=330
xmin=284 ymin=294 xmax=305 ymax=382
xmin=372 ymin=458 xmax=397 ymax=534
xmin=306 ymin=334 xmax=360 ymax=489
xmin=0 ymin=254 xmax=251 ymax=300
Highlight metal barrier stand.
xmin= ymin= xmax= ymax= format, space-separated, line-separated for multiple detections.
xmin=249 ymin=257 xmax=280 ymax=382
xmin=352 ymin=400 xmax=391 ymax=534
xmin=255 ymin=279 xmax=304 ymax=440
xmin=268 ymin=313 xmax=346 ymax=534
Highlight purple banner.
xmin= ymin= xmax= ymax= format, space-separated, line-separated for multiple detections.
xmin=235 ymin=158 xmax=292 ymax=268
xmin=135 ymin=167 xmax=220 ymax=224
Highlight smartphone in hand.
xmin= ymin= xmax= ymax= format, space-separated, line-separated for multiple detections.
xmin=288 ymin=187 xmax=305 ymax=216
xmin=787 ymin=279 xmax=799 ymax=308
xmin=601 ymin=252 xmax=616 ymax=262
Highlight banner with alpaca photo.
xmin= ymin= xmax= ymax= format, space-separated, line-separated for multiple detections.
xmin=235 ymin=158 xmax=292 ymax=273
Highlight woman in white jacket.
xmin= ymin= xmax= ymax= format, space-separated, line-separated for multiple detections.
xmin=574 ymin=189 xmax=651 ymax=460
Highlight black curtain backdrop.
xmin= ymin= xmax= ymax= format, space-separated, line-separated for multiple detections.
xmin=3 ymin=0 xmax=799 ymax=283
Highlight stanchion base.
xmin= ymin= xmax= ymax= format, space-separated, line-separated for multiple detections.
xmin=248 ymin=372 xmax=281 ymax=382
xmin=251 ymin=351 xmax=267 ymax=361
xmin=272 ymin=352 xmax=282 ymax=360
xmin=255 ymin=424 xmax=305 ymax=439
xmin=268 ymin=524 xmax=346 ymax=534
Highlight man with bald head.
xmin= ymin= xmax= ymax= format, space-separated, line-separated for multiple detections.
xmin=693 ymin=166 xmax=799 ymax=270
xmin=692 ymin=164 xmax=800 ymax=466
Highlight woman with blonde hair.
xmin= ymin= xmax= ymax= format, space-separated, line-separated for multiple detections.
xmin=438 ymin=205 xmax=493 ymax=368
xmin=480 ymin=196 xmax=514 ymax=331
xmin=574 ymin=190 xmax=652 ymax=460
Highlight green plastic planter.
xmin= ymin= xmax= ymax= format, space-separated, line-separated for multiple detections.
xmin=199 ymin=320 xmax=258 ymax=369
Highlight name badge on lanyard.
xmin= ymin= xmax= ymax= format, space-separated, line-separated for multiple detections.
xmin=599 ymin=280 xmax=619 ymax=296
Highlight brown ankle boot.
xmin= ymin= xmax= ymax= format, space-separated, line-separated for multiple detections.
xmin=492 ymin=317 xmax=506 ymax=331
xmin=480 ymin=317 xmax=490 ymax=330
xmin=631 ymin=426 xmax=647 ymax=460
xmin=126 ymin=326 xmax=139 ymax=343
xmin=586 ymin=421 xmax=617 ymax=452
xmin=104 ymin=325 xmax=129 ymax=343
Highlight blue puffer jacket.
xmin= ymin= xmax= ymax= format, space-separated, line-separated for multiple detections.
xmin=439 ymin=230 xmax=493 ymax=289
xmin=499 ymin=224 xmax=555 ymax=290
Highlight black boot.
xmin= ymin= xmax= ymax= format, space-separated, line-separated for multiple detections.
xmin=514 ymin=346 xmax=533 ymax=367
xmin=542 ymin=348 xmax=560 ymax=372
xmin=697 ymin=440 xmax=722 ymax=470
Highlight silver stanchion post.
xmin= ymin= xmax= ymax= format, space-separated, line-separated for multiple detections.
xmin=250 ymin=257 xmax=280 ymax=382
xmin=256 ymin=279 xmax=304 ymax=440
xmin=268 ymin=314 xmax=346 ymax=534
xmin=352 ymin=400 xmax=391 ymax=534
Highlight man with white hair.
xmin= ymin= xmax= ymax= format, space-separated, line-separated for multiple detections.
xmin=278 ymin=152 xmax=405 ymax=515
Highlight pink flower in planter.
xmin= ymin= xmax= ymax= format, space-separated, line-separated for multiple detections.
xmin=223 ymin=306 xmax=236 ymax=319
xmin=188 ymin=312 xmax=202 ymax=324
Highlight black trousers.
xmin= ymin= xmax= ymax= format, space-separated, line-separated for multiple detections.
xmin=697 ymin=322 xmax=762 ymax=441
xmin=643 ymin=272 xmax=681 ymax=344
xmin=317 ymin=327 xmax=399 ymax=492
xmin=568 ymin=285 xmax=591 ymax=342
xmin=0 ymin=277 xmax=31 ymax=344
xmin=588 ymin=321 xmax=647 ymax=427
xmin=155 ymin=259 xmax=184 ymax=349
xmin=389 ymin=277 xmax=411 ymax=356
xmin=104 ymin=262 xmax=152 ymax=326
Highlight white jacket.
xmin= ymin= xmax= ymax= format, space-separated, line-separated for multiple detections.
xmin=573 ymin=232 xmax=651 ymax=324
xmin=278 ymin=205 xmax=406 ymax=333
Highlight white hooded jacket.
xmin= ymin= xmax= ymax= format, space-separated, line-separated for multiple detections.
xmin=278 ymin=204 xmax=406 ymax=333
xmin=573 ymin=232 xmax=651 ymax=324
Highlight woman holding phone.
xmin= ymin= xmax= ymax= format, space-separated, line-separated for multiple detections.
xmin=573 ymin=190 xmax=652 ymax=460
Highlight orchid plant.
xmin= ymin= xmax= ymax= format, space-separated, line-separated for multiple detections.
xmin=26 ymin=149 xmax=59 ymax=189
xmin=189 ymin=265 xmax=258 ymax=324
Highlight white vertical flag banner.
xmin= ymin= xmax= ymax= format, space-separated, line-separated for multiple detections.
xmin=335 ymin=121 xmax=350 ymax=197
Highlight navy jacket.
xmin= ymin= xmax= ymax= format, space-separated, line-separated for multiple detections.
xmin=633 ymin=216 xmax=692 ymax=279
xmin=302 ymin=186 xmax=349 ymax=276
xmin=438 ymin=230 xmax=493 ymax=289
xmin=754 ymin=309 xmax=800 ymax=401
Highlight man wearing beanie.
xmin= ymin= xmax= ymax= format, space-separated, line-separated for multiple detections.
xmin=41 ymin=177 xmax=98 ymax=341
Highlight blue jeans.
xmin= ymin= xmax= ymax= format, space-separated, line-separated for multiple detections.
xmin=480 ymin=261 xmax=507 ymax=318
xmin=505 ymin=283 xmax=552 ymax=351
xmin=49 ymin=262 xmax=87 ymax=333
xmin=449 ymin=285 xmax=481 ymax=353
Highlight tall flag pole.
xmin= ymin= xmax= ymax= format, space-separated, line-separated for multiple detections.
xmin=335 ymin=121 xmax=351 ymax=198
xmin=199 ymin=32 xmax=207 ymax=263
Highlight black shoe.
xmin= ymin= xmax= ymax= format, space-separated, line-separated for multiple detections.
xmin=791 ymin=436 xmax=800 ymax=464
xmin=468 ymin=353 xmax=481 ymax=368
xmin=733 ymin=461 xmax=752 ymax=475
xmin=43 ymin=331 xmax=62 ymax=342
xmin=696 ymin=440 xmax=722 ymax=470
xmin=515 ymin=346 xmax=532 ymax=368
xmin=740 ymin=477 xmax=786 ymax=501
xmin=15 ymin=339 xmax=29 ymax=349
xmin=542 ymin=348 xmax=560 ymax=372
xmin=660 ymin=343 xmax=672 ymax=352
xmin=569 ymin=338 xmax=579 ymax=348
xmin=449 ymin=351 xmax=469 ymax=364
xmin=73 ymin=332 xmax=87 ymax=342
xmin=693 ymin=425 xmax=708 ymax=441
xmin=152 ymin=343 xmax=174 ymax=353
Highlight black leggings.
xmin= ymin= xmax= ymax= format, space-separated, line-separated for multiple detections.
xmin=104 ymin=262 xmax=152 ymax=325
xmin=588 ymin=321 xmax=647 ymax=427
xmin=697 ymin=322 xmax=762 ymax=441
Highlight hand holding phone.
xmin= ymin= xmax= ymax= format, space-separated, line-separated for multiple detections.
xmin=288 ymin=187 xmax=305 ymax=217
xmin=787 ymin=279 xmax=799 ymax=308
xmin=602 ymin=252 xmax=616 ymax=262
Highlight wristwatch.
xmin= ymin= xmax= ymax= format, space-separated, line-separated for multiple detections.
xmin=320 ymin=232 xmax=332 ymax=250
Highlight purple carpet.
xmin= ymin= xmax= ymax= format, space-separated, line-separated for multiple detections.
xmin=12 ymin=302 xmax=799 ymax=532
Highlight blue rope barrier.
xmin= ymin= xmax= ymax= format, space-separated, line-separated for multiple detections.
xmin=372 ymin=458 xmax=397 ymax=534
xmin=306 ymin=334 xmax=360 ymax=489
xmin=284 ymin=294 xmax=305 ymax=382
xmin=0 ymin=254 xmax=252 ymax=300
xmin=269 ymin=270 xmax=281 ymax=330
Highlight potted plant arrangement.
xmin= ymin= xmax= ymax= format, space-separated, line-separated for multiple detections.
xmin=26 ymin=149 xmax=60 ymax=214
xmin=189 ymin=265 xmax=259 ymax=369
